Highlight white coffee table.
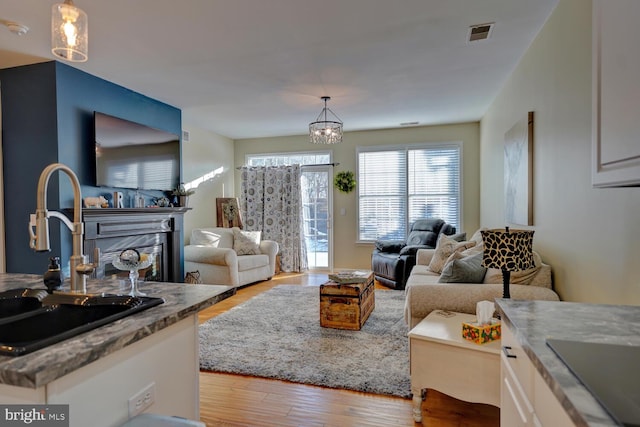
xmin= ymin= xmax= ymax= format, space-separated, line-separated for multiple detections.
xmin=408 ymin=310 xmax=501 ymax=423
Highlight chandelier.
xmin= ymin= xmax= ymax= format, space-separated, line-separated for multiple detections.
xmin=309 ymin=96 xmax=343 ymax=144
xmin=52 ymin=0 xmax=88 ymax=62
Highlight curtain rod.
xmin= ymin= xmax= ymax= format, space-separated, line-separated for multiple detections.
xmin=236 ymin=162 xmax=339 ymax=170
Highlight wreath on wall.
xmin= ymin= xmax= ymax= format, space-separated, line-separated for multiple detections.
xmin=334 ymin=171 xmax=356 ymax=193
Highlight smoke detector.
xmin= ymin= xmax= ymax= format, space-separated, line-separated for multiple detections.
xmin=1 ymin=19 xmax=29 ymax=36
xmin=467 ymin=23 xmax=494 ymax=43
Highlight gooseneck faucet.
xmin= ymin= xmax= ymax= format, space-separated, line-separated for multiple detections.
xmin=29 ymin=163 xmax=94 ymax=293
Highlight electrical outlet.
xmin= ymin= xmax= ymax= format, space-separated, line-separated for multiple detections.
xmin=128 ymin=382 xmax=156 ymax=417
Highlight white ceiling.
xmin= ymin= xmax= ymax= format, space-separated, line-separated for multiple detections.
xmin=0 ymin=0 xmax=558 ymax=140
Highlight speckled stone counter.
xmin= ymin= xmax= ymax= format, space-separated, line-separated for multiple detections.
xmin=497 ymin=299 xmax=640 ymax=427
xmin=0 ymin=273 xmax=234 ymax=388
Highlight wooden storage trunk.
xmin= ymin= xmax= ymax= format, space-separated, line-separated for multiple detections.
xmin=320 ymin=273 xmax=375 ymax=330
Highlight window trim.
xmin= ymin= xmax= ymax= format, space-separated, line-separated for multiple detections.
xmin=355 ymin=141 xmax=463 ymax=243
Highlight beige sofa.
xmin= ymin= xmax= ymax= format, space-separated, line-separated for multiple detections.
xmin=184 ymin=227 xmax=279 ymax=287
xmin=404 ymin=232 xmax=560 ymax=329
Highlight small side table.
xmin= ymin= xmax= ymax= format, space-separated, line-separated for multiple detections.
xmin=408 ymin=310 xmax=501 ymax=423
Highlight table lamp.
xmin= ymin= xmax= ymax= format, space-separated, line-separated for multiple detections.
xmin=481 ymin=227 xmax=535 ymax=298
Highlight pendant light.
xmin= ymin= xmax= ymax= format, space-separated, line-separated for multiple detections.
xmin=309 ymin=96 xmax=343 ymax=144
xmin=52 ymin=0 xmax=88 ymax=62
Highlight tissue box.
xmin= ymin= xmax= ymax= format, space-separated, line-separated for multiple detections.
xmin=462 ymin=319 xmax=501 ymax=344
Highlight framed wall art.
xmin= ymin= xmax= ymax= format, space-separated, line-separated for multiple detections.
xmin=216 ymin=197 xmax=243 ymax=228
xmin=504 ymin=111 xmax=534 ymax=226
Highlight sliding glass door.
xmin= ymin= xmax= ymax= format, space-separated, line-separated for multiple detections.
xmin=301 ymin=165 xmax=332 ymax=270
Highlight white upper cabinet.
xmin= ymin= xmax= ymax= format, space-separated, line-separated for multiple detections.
xmin=592 ymin=0 xmax=640 ymax=187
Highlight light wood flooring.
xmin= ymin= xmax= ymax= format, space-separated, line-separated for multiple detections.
xmin=198 ymin=273 xmax=500 ymax=426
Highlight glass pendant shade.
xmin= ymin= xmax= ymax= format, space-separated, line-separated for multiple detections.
xmin=309 ymin=96 xmax=343 ymax=144
xmin=52 ymin=0 xmax=88 ymax=62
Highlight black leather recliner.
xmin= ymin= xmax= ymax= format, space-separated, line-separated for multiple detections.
xmin=371 ymin=219 xmax=456 ymax=290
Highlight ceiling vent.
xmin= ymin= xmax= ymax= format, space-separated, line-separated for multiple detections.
xmin=467 ymin=23 xmax=494 ymax=43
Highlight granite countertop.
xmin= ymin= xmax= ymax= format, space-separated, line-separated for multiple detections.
xmin=496 ymin=299 xmax=640 ymax=427
xmin=0 ymin=273 xmax=234 ymax=389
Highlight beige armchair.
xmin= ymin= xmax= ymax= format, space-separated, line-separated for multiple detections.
xmin=184 ymin=227 xmax=279 ymax=287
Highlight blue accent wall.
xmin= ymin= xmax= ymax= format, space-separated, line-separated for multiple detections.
xmin=1 ymin=61 xmax=182 ymax=275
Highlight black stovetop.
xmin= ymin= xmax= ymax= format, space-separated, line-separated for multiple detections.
xmin=547 ymin=339 xmax=640 ymax=427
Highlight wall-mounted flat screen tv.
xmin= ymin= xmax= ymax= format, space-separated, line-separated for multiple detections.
xmin=94 ymin=111 xmax=181 ymax=191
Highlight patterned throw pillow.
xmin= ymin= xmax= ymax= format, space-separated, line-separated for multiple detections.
xmin=184 ymin=270 xmax=201 ymax=284
xmin=232 ymin=227 xmax=261 ymax=255
xmin=428 ymin=234 xmax=476 ymax=274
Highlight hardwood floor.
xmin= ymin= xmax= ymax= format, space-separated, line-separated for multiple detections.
xmin=198 ymin=273 xmax=500 ymax=426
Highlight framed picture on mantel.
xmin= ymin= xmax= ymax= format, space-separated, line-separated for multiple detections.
xmin=216 ymin=198 xmax=243 ymax=228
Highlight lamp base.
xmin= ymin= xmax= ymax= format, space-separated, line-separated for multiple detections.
xmin=501 ymin=269 xmax=511 ymax=299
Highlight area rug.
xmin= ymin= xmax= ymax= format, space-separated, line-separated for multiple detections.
xmin=199 ymin=284 xmax=411 ymax=397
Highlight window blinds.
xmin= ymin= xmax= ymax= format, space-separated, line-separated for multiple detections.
xmin=358 ymin=144 xmax=461 ymax=241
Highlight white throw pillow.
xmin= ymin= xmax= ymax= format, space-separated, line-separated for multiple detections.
xmin=232 ymin=227 xmax=261 ymax=255
xmin=469 ymin=228 xmax=487 ymax=247
xmin=191 ymin=229 xmax=223 ymax=246
xmin=428 ymin=234 xmax=476 ymax=274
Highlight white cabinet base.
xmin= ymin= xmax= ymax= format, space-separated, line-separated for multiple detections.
xmin=501 ymin=322 xmax=574 ymax=426
xmin=0 ymin=315 xmax=199 ymax=427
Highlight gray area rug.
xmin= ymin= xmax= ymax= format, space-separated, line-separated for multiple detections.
xmin=199 ymin=284 xmax=411 ymax=397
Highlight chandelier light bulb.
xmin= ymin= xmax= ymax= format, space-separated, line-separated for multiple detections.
xmin=63 ymin=21 xmax=78 ymax=47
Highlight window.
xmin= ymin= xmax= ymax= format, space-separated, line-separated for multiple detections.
xmin=357 ymin=143 xmax=461 ymax=241
xmin=246 ymin=152 xmax=330 ymax=167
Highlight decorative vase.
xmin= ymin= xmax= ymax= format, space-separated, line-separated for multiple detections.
xmin=179 ymin=195 xmax=189 ymax=207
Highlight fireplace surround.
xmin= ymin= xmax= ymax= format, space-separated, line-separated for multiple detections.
xmin=79 ymin=208 xmax=189 ymax=283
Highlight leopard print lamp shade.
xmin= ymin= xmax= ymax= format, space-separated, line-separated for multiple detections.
xmin=481 ymin=228 xmax=535 ymax=298
xmin=480 ymin=228 xmax=535 ymax=271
